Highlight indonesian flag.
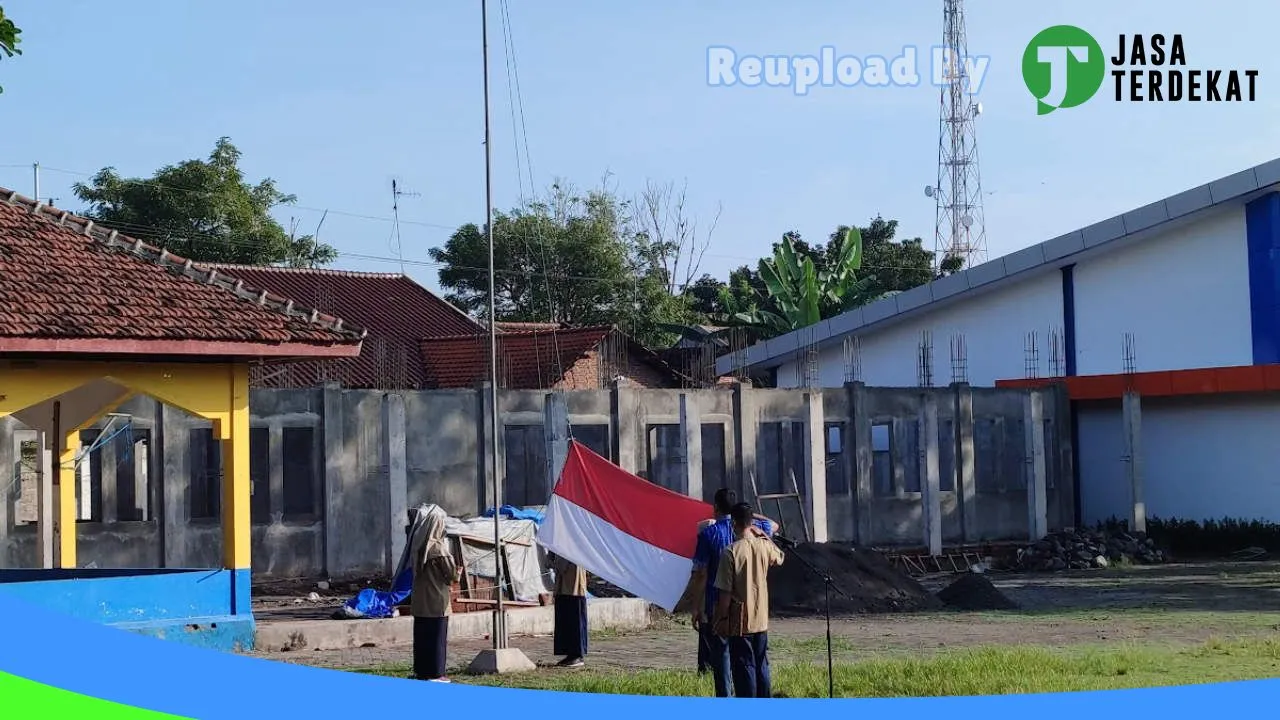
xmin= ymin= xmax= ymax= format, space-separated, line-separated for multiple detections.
xmin=538 ymin=440 xmax=713 ymax=612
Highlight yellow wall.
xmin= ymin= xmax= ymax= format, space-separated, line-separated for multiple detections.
xmin=0 ymin=360 xmax=252 ymax=570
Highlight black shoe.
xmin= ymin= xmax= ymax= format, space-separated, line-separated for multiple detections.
xmin=557 ymin=656 xmax=585 ymax=668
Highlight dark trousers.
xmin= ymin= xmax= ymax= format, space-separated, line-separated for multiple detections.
xmin=413 ymin=616 xmax=448 ymax=680
xmin=553 ymin=594 xmax=588 ymax=658
xmin=698 ymin=623 xmax=732 ymax=698
xmin=728 ymin=632 xmax=771 ymax=698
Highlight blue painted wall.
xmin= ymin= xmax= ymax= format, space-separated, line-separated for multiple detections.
xmin=0 ymin=568 xmax=255 ymax=652
xmin=1246 ymin=192 xmax=1280 ymax=365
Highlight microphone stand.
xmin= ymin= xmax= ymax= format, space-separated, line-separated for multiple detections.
xmin=773 ymin=534 xmax=849 ymax=699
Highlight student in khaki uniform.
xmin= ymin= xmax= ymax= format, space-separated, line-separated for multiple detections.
xmin=410 ymin=505 xmax=458 ymax=682
xmin=549 ymin=553 xmax=588 ymax=668
xmin=713 ymin=502 xmax=785 ymax=698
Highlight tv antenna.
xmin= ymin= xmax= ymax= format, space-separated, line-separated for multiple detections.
xmin=390 ymin=179 xmax=421 ymax=273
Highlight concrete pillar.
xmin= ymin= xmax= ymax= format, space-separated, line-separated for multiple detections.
xmin=679 ymin=394 xmax=704 ymax=501
xmin=919 ymin=393 xmax=942 ymax=556
xmin=37 ymin=430 xmax=55 ymax=568
xmin=1122 ymin=391 xmax=1145 ymax=534
xmin=382 ymin=393 xmax=408 ymax=577
xmin=157 ymin=399 xmax=189 ymax=569
xmin=477 ymin=382 xmax=498 ymax=512
xmin=544 ymin=393 xmax=570 ymax=498
xmin=803 ymin=392 xmax=828 ymax=543
xmin=612 ymin=379 xmax=639 ymax=475
xmin=1024 ymin=391 xmax=1048 ymax=541
xmin=321 ymin=382 xmax=344 ymax=577
xmin=952 ymin=383 xmax=977 ymax=543
xmin=0 ymin=419 xmax=12 ymax=564
xmin=847 ymin=382 xmax=872 ymax=546
xmin=732 ymin=383 xmax=757 ymax=501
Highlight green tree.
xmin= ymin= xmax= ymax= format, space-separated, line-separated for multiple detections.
xmin=0 ymin=6 xmax=21 ymax=94
xmin=731 ymin=227 xmax=874 ymax=335
xmin=429 ymin=181 xmax=700 ymax=348
xmin=72 ymin=138 xmax=336 ymax=267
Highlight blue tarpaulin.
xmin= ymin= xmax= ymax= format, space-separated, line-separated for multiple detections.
xmin=481 ymin=505 xmax=545 ymax=525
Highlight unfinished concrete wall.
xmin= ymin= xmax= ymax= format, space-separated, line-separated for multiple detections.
xmin=0 ymin=382 xmax=1071 ymax=579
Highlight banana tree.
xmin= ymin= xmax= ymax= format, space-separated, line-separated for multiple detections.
xmin=731 ymin=226 xmax=876 ymax=335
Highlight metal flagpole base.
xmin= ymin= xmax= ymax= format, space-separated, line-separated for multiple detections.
xmin=467 ymin=648 xmax=536 ymax=675
xmin=467 ymin=610 xmax=535 ymax=675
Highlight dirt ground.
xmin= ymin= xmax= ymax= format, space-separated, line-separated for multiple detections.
xmin=246 ymin=560 xmax=1280 ymax=672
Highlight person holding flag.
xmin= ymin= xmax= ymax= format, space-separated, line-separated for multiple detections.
xmin=689 ymin=488 xmax=777 ymax=698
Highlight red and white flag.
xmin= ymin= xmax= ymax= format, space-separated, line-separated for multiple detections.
xmin=538 ymin=440 xmax=712 ymax=611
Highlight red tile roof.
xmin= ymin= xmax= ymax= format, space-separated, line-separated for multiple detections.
xmin=0 ymin=190 xmax=364 ymax=358
xmin=206 ymin=265 xmax=482 ymax=390
xmin=419 ymin=325 xmax=688 ymax=390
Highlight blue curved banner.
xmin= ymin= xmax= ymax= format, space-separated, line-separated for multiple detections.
xmin=1 ymin=591 xmax=1277 ymax=715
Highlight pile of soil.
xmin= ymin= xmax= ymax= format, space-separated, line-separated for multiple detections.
xmin=769 ymin=543 xmax=943 ymax=616
xmin=935 ymin=572 xmax=1019 ymax=611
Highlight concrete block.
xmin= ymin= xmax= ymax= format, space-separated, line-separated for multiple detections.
xmin=1165 ymin=185 xmax=1213 ymax=219
xmin=1042 ymin=231 xmax=1085 ymax=262
xmin=252 ymin=598 xmax=651 ymax=652
xmin=1081 ymin=215 xmax=1127 ymax=248
xmin=467 ymin=647 xmax=537 ymax=675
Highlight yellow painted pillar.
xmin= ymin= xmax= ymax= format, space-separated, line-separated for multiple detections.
xmin=57 ymin=432 xmax=79 ymax=568
xmin=221 ymin=364 xmax=252 ymax=570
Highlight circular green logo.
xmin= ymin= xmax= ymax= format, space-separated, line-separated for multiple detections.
xmin=1022 ymin=25 xmax=1106 ymax=115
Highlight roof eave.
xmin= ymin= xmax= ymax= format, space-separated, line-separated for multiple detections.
xmin=717 ymin=160 xmax=1280 ymax=376
xmin=0 ymin=337 xmax=364 ymax=360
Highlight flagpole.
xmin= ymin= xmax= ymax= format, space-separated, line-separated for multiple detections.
xmin=480 ymin=0 xmax=506 ymax=651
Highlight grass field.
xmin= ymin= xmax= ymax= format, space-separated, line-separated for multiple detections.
xmin=359 ymin=637 xmax=1280 ymax=698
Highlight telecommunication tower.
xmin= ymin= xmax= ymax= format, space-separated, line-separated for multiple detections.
xmin=928 ymin=0 xmax=987 ymax=272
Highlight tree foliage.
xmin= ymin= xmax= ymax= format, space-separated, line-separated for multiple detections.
xmin=0 ymin=5 xmax=21 ymax=94
xmin=429 ymin=181 xmax=702 ymax=348
xmin=72 ymin=138 xmax=336 ymax=267
xmin=688 ymin=217 xmax=961 ymax=341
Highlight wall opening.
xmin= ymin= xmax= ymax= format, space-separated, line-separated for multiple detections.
xmin=645 ymin=424 xmax=683 ymax=491
xmin=701 ymin=423 xmax=728 ymax=502
xmin=188 ymin=428 xmax=222 ymax=521
xmin=571 ymin=423 xmax=610 ymax=461
xmin=114 ymin=428 xmax=153 ymax=522
xmin=14 ymin=438 xmax=38 ymax=525
xmin=282 ymin=426 xmax=318 ymax=519
xmin=939 ymin=419 xmax=956 ymax=492
xmin=825 ymin=423 xmax=848 ymax=495
xmin=871 ymin=423 xmax=892 ymax=497
xmin=249 ymin=427 xmax=270 ymax=523
xmin=758 ymin=421 xmax=805 ymax=496
xmin=76 ymin=429 xmax=103 ymax=522
xmin=503 ymin=424 xmax=546 ymax=508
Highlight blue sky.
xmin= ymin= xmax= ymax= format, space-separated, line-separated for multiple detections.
xmin=1 ymin=0 xmax=1277 ymax=295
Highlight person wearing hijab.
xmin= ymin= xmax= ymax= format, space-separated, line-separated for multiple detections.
xmin=411 ymin=506 xmax=457 ymax=682
xmin=549 ymin=552 xmax=588 ymax=668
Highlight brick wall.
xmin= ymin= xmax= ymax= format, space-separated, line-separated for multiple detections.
xmin=555 ymin=349 xmax=680 ymax=390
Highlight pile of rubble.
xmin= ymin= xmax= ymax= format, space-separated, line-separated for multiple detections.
xmin=1011 ymin=528 xmax=1167 ymax=572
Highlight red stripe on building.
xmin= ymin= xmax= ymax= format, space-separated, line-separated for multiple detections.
xmin=995 ymin=364 xmax=1280 ymax=400
xmin=552 ymin=441 xmax=712 ymax=559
